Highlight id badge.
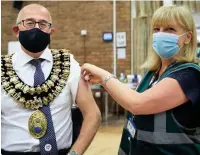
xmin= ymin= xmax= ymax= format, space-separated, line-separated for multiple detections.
xmin=127 ymin=118 xmax=136 ymax=138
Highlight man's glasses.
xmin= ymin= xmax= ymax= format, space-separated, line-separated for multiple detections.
xmin=18 ymin=19 xmax=52 ymax=30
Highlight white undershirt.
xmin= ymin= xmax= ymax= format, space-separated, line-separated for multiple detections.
xmin=1 ymin=48 xmax=80 ymax=152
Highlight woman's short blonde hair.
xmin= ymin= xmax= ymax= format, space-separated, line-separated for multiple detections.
xmin=142 ymin=5 xmax=199 ymax=71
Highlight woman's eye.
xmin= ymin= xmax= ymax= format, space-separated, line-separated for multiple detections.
xmin=153 ymin=28 xmax=160 ymax=32
xmin=168 ymin=27 xmax=176 ymax=31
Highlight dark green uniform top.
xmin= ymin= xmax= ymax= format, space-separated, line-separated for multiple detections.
xmin=119 ymin=63 xmax=200 ymax=155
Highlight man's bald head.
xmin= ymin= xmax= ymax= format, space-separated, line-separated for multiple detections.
xmin=16 ymin=4 xmax=52 ymax=24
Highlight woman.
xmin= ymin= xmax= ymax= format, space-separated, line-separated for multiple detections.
xmin=81 ymin=5 xmax=200 ymax=155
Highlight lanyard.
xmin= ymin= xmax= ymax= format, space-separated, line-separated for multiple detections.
xmin=149 ymin=61 xmax=178 ymax=88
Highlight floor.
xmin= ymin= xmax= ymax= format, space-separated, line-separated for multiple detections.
xmin=84 ymin=116 xmax=125 ymax=155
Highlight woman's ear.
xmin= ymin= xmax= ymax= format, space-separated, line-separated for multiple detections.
xmin=13 ymin=25 xmax=20 ymax=38
xmin=184 ymin=31 xmax=192 ymax=44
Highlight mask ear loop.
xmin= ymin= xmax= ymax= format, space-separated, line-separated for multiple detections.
xmin=179 ymin=32 xmax=188 ymax=37
xmin=178 ymin=32 xmax=188 ymax=49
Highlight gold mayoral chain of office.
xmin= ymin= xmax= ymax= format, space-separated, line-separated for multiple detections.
xmin=1 ymin=49 xmax=71 ymax=139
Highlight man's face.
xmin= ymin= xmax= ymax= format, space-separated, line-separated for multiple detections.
xmin=13 ymin=6 xmax=54 ymax=38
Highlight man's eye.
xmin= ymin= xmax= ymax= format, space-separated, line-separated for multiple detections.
xmin=40 ymin=23 xmax=47 ymax=27
xmin=26 ymin=21 xmax=35 ymax=25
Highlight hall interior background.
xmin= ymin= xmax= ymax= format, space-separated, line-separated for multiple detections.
xmin=1 ymin=1 xmax=200 ymax=155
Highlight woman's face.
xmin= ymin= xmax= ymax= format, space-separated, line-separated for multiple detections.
xmin=153 ymin=20 xmax=189 ymax=48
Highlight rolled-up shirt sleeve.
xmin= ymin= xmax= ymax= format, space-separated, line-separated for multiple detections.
xmin=67 ymin=54 xmax=81 ymax=106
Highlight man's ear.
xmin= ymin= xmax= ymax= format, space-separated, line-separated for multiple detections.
xmin=13 ymin=25 xmax=20 ymax=38
xmin=50 ymin=27 xmax=55 ymax=35
xmin=184 ymin=31 xmax=192 ymax=44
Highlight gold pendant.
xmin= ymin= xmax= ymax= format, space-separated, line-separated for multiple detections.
xmin=28 ymin=110 xmax=47 ymax=139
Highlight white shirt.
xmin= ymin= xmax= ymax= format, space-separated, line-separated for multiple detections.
xmin=1 ymin=48 xmax=81 ymax=152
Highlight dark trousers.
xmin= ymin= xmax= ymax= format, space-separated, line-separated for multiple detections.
xmin=1 ymin=148 xmax=70 ymax=155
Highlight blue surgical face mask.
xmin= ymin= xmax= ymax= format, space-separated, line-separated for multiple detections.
xmin=152 ymin=32 xmax=187 ymax=59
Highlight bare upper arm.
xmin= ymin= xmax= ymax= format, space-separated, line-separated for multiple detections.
xmin=133 ymin=77 xmax=189 ymax=115
xmin=75 ymin=78 xmax=100 ymax=117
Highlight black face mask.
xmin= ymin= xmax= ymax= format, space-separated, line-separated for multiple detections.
xmin=19 ymin=28 xmax=50 ymax=53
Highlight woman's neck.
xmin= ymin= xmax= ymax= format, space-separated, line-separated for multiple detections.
xmin=159 ymin=58 xmax=176 ymax=76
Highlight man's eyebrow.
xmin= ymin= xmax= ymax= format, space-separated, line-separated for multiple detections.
xmin=24 ymin=18 xmax=49 ymax=23
xmin=38 ymin=19 xmax=49 ymax=23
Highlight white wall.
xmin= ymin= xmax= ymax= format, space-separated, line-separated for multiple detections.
xmin=193 ymin=13 xmax=200 ymax=43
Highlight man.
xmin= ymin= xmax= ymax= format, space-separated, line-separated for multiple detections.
xmin=1 ymin=4 xmax=101 ymax=155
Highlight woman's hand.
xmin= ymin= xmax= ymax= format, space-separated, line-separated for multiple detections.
xmin=81 ymin=63 xmax=111 ymax=85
